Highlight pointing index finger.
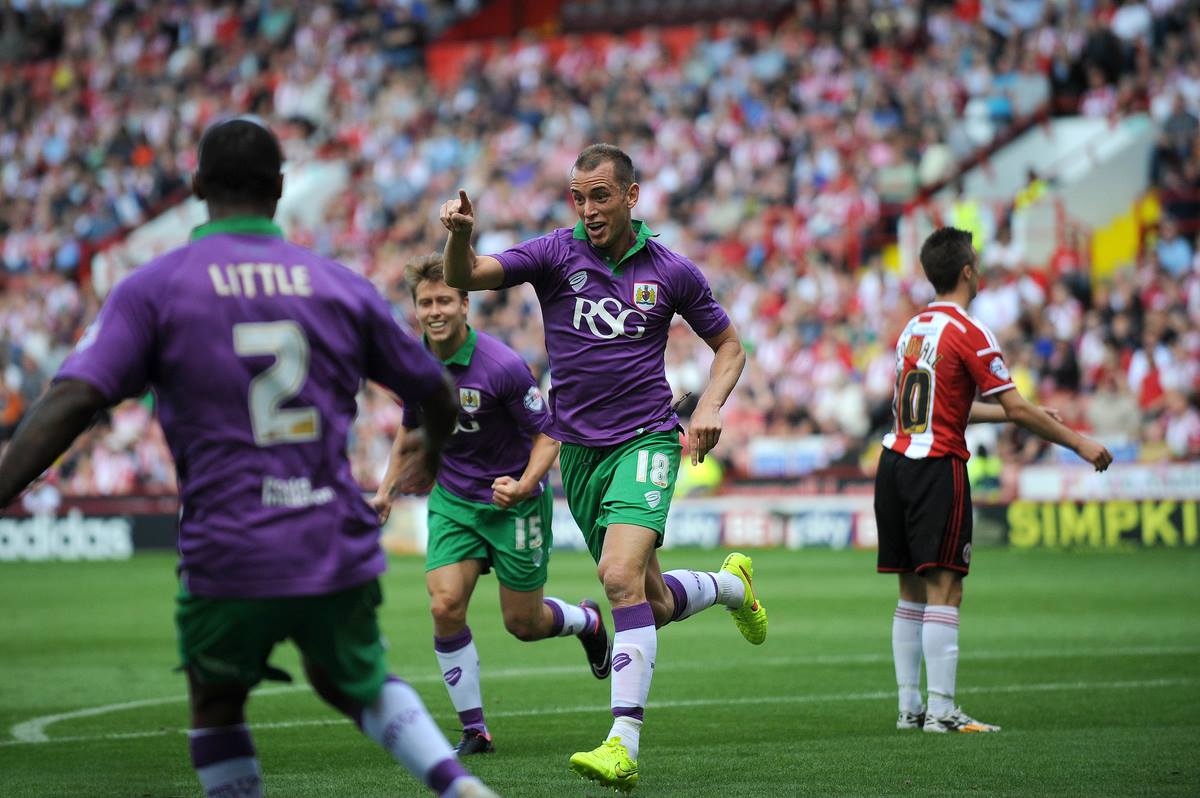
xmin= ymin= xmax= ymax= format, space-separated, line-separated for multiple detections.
xmin=458 ymin=189 xmax=473 ymax=215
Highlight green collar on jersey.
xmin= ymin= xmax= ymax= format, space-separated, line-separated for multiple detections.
xmin=431 ymin=325 xmax=477 ymax=367
xmin=572 ymin=218 xmax=656 ymax=269
xmin=190 ymin=216 xmax=284 ymax=241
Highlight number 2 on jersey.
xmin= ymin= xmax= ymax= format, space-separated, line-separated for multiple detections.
xmin=233 ymin=321 xmax=321 ymax=446
xmin=898 ymin=368 xmax=932 ymax=434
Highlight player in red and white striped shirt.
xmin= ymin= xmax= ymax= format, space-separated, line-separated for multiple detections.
xmin=876 ymin=227 xmax=1112 ymax=734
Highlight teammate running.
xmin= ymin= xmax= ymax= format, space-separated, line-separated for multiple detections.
xmin=877 ymin=226 xmax=1112 ymax=734
xmin=0 ymin=119 xmax=498 ymax=798
xmin=437 ymin=143 xmax=764 ymax=792
xmin=373 ymin=254 xmax=610 ymax=757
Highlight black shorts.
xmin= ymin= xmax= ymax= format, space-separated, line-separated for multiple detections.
xmin=874 ymin=447 xmax=972 ymax=576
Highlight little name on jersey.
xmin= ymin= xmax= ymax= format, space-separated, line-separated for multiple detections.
xmin=261 ymin=475 xmax=334 ymax=508
xmin=208 ymin=263 xmax=313 ymax=298
xmin=903 ymin=336 xmax=943 ymax=370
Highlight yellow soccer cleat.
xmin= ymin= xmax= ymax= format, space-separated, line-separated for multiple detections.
xmin=569 ymin=736 xmax=639 ymax=793
xmin=721 ymin=552 xmax=767 ymax=645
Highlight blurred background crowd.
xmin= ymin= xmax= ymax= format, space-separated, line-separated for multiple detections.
xmin=0 ymin=0 xmax=1198 ymax=499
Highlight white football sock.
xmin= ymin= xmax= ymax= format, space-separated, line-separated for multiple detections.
xmin=715 ymin=569 xmax=746 ymax=608
xmin=188 ymin=724 xmax=263 ymax=798
xmin=608 ymin=602 xmax=657 ymax=760
xmin=892 ymin=600 xmax=925 ymax=714
xmin=663 ymin=570 xmax=719 ymax=622
xmin=361 ymin=678 xmax=465 ymax=788
xmin=434 ymin=626 xmax=486 ymax=732
xmin=544 ymin=597 xmax=596 ymax=636
xmin=922 ymin=605 xmax=960 ymax=718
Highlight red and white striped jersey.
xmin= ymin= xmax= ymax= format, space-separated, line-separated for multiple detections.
xmin=882 ymin=301 xmax=1015 ymax=460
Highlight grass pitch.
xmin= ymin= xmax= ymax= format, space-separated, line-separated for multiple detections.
xmin=1 ymin=547 xmax=1198 ymax=797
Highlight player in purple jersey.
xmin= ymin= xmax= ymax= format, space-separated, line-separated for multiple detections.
xmin=372 ymin=255 xmax=610 ymax=756
xmin=0 ymin=120 xmax=498 ymax=798
xmin=437 ymin=144 xmax=766 ymax=792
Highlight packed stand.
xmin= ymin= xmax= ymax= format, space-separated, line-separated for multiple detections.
xmin=1 ymin=1 xmax=1197 ymax=501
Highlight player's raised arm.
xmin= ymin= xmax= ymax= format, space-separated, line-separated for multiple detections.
xmin=440 ymin=189 xmax=504 ymax=291
xmin=688 ymin=323 xmax=747 ymax=466
xmin=995 ymin=389 xmax=1112 ymax=471
xmin=0 ymin=380 xmax=108 ymax=507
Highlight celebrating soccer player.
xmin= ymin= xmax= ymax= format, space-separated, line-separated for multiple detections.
xmin=372 ymin=254 xmax=611 ymax=757
xmin=876 ymin=226 xmax=1113 ymax=734
xmin=437 ymin=144 xmax=764 ymax=792
xmin=0 ymin=120 xmax=499 ymax=798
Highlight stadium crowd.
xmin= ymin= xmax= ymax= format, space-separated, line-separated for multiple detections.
xmin=0 ymin=0 xmax=1198 ymax=500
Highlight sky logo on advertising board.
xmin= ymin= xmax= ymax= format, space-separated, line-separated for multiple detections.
xmin=786 ymin=512 xmax=854 ymax=550
xmin=443 ymin=667 xmax=463 ymax=687
xmin=612 ymin=653 xmax=633 ymax=672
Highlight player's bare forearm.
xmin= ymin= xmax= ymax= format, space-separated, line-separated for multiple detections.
xmin=970 ymin=399 xmax=1064 ymax=425
xmin=439 ymin=188 xmax=504 ymax=290
xmin=377 ymin=426 xmax=415 ymax=501
xmin=968 ymin=400 xmax=1008 ymax=424
xmin=442 ymin=231 xmax=477 ymax=289
xmin=516 ymin=433 xmax=561 ymax=496
xmin=997 ymin=391 xmax=1077 ymax=448
xmin=0 ymin=380 xmax=108 ymax=507
xmin=996 ymin=389 xmax=1112 ymax=470
xmin=687 ymin=324 xmax=745 ymax=464
xmin=697 ymin=325 xmax=746 ymax=415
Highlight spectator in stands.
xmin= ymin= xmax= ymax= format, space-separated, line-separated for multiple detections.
xmin=1157 ymin=217 xmax=1195 ymax=276
xmin=1087 ymin=370 xmax=1143 ymax=441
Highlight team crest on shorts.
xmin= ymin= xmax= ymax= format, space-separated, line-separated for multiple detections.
xmin=633 ymin=282 xmax=658 ymax=311
xmin=644 ymin=490 xmax=662 ymax=509
xmin=963 ymin=542 xmax=972 ymax=564
xmin=459 ymin=388 xmax=481 ymax=413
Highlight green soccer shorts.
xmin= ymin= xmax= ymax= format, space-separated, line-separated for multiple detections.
xmin=425 ymin=483 xmax=553 ymax=592
xmin=558 ymin=429 xmax=682 ymax=563
xmin=175 ymin=579 xmax=388 ymax=706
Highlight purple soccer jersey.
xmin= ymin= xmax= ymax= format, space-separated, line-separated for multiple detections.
xmin=423 ymin=327 xmax=551 ymax=504
xmin=492 ymin=221 xmax=731 ymax=446
xmin=56 ymin=217 xmax=446 ymax=598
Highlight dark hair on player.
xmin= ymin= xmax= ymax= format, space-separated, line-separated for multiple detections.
xmin=405 ymin=253 xmax=467 ymax=300
xmin=919 ymin=227 xmax=976 ymax=294
xmin=196 ymin=118 xmax=283 ymax=205
xmin=573 ymin=143 xmax=637 ymax=190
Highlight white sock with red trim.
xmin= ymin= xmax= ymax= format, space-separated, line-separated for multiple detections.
xmin=922 ymin=605 xmax=959 ymax=717
xmin=892 ymin=600 xmax=925 ymax=714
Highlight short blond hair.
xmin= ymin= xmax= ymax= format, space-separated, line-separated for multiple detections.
xmin=404 ymin=253 xmax=466 ymax=299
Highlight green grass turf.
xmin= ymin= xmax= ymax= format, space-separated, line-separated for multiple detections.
xmin=1 ymin=547 xmax=1198 ymax=797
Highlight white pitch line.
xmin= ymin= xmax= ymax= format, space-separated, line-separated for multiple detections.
xmin=1 ymin=676 xmax=1194 ymax=749
xmin=8 ymin=644 xmax=1199 ymax=744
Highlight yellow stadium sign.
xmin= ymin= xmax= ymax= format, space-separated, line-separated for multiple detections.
xmin=1007 ymin=500 xmax=1199 ymax=548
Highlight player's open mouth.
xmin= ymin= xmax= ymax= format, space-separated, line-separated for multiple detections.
xmin=426 ymin=321 xmax=447 ymax=333
xmin=586 ymin=221 xmax=605 ymax=237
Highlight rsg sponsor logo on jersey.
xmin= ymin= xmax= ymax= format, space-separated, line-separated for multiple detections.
xmin=572 ymin=297 xmax=646 ymax=340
